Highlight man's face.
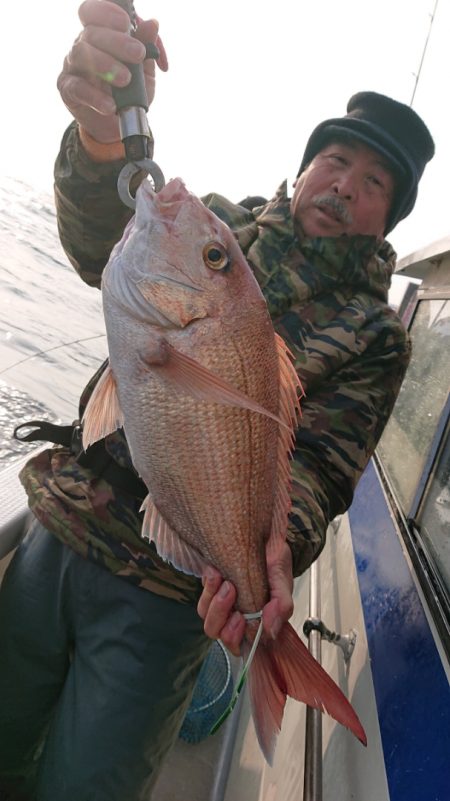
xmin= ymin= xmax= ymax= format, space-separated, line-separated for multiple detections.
xmin=290 ymin=139 xmax=395 ymax=239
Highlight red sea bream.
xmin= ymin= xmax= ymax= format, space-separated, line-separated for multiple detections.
xmin=83 ymin=178 xmax=367 ymax=761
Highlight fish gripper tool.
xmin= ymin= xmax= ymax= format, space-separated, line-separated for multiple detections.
xmin=112 ymin=0 xmax=165 ymax=208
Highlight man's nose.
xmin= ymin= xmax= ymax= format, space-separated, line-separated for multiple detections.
xmin=332 ymin=172 xmax=357 ymax=200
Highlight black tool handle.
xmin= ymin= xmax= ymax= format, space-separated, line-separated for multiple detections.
xmin=110 ymin=0 xmax=150 ymax=111
xmin=112 ymin=64 xmax=149 ymax=111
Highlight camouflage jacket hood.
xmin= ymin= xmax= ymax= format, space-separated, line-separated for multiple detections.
xmin=19 ymin=123 xmax=410 ymax=603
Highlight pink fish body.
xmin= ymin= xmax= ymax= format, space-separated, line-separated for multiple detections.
xmin=83 ymin=178 xmax=366 ymax=761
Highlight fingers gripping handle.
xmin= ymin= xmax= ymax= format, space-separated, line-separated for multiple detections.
xmin=113 ymin=63 xmax=149 ymax=116
xmin=111 ymin=43 xmax=161 ymax=115
xmin=110 ymin=0 xmax=150 ymax=156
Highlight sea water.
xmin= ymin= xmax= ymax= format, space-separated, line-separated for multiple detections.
xmin=0 ymin=176 xmax=107 ymax=466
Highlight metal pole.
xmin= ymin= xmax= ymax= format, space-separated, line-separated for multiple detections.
xmin=208 ymin=685 xmax=244 ymax=801
xmin=303 ymin=559 xmax=323 ymax=801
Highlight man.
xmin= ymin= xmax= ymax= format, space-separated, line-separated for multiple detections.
xmin=0 ymin=1 xmax=434 ymax=799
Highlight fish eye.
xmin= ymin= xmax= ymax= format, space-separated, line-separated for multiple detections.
xmin=203 ymin=242 xmax=230 ymax=271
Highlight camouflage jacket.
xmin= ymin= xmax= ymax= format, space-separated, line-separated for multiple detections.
xmin=20 ymin=122 xmax=411 ymax=604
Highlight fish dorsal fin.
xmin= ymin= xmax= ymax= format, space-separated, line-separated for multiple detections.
xmin=141 ymin=495 xmax=207 ymax=578
xmin=82 ymin=364 xmax=124 ymax=449
xmin=136 ymin=277 xmax=208 ymax=328
xmin=267 ymin=333 xmax=304 ymax=560
xmin=152 ymin=343 xmax=287 ymax=427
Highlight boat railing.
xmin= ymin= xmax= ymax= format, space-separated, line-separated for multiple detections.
xmin=303 ymin=524 xmax=357 ymax=801
xmin=303 ymin=558 xmax=323 ymax=801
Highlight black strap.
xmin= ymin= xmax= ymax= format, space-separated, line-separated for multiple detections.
xmin=14 ymin=419 xmax=147 ymax=501
xmin=77 ymin=440 xmax=147 ymax=500
xmin=13 ymin=420 xmax=78 ymax=448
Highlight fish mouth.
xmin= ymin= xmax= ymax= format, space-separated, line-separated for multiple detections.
xmin=157 ymin=179 xmax=191 ymax=204
xmin=138 ymin=178 xmax=194 ymax=229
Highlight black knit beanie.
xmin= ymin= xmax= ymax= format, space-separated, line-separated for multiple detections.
xmin=297 ymin=91 xmax=435 ymax=234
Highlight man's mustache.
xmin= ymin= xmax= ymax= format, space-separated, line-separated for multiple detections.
xmin=313 ymin=194 xmax=353 ymax=225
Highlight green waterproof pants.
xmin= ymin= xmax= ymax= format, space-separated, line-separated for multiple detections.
xmin=0 ymin=519 xmax=210 ymax=801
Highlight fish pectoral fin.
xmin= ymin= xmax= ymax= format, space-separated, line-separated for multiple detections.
xmin=82 ymin=364 xmax=124 ymax=448
xmin=267 ymin=333 xmax=304 ymax=560
xmin=155 ymin=343 xmax=288 ymax=426
xmin=136 ymin=278 xmax=208 ymax=328
xmin=141 ymin=495 xmax=207 ymax=578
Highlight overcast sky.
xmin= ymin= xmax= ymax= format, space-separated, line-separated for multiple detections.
xmin=1 ymin=0 xmax=448 ymax=260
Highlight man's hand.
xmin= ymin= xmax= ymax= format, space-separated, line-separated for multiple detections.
xmin=57 ymin=0 xmax=168 ymax=144
xmin=197 ymin=543 xmax=294 ymax=657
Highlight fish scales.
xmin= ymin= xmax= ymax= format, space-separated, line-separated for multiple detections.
xmin=109 ymin=291 xmax=279 ymax=613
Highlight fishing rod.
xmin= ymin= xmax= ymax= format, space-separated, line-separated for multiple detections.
xmin=0 ymin=333 xmax=106 ymax=378
xmin=410 ymin=0 xmax=439 ymax=107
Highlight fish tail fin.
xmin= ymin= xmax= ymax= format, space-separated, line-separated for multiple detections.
xmin=245 ymin=621 xmax=367 ymax=764
xmin=243 ymin=635 xmax=286 ymax=765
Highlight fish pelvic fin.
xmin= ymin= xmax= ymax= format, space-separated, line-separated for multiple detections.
xmin=82 ymin=364 xmax=124 ymax=449
xmin=153 ymin=343 xmax=288 ymax=427
xmin=246 ymin=621 xmax=367 ymax=764
xmin=141 ymin=495 xmax=207 ymax=577
xmin=267 ymin=334 xmax=304 ymax=561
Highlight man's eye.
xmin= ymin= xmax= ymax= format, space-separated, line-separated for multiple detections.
xmin=330 ymin=154 xmax=347 ymax=165
xmin=368 ymin=175 xmax=383 ymax=188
